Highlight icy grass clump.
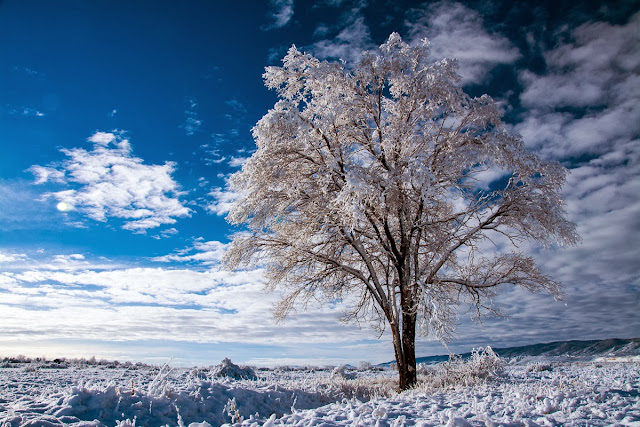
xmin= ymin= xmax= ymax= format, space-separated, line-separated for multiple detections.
xmin=147 ymin=358 xmax=174 ymax=397
xmin=420 ymin=346 xmax=504 ymax=390
xmin=212 ymin=358 xmax=257 ymax=381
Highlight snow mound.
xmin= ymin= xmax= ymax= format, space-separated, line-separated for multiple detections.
xmin=212 ymin=358 xmax=257 ymax=381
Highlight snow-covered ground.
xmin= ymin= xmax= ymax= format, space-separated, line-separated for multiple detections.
xmin=1 ymin=356 xmax=639 ymax=426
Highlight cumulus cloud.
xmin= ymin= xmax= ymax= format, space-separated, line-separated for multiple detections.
xmin=87 ymin=131 xmax=117 ymax=145
xmin=405 ymin=1 xmax=521 ymax=84
xmin=29 ymin=131 xmax=191 ymax=231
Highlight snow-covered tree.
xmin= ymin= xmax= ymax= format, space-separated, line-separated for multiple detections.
xmin=224 ymin=33 xmax=579 ymax=390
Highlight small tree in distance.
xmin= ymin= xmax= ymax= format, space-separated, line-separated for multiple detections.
xmin=224 ymin=34 xmax=579 ymax=390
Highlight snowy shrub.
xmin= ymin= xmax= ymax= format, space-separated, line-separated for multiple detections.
xmin=358 ymin=361 xmax=373 ymax=371
xmin=527 ymin=362 xmax=553 ymax=372
xmin=213 ymin=358 xmax=257 ymax=381
xmin=417 ymin=363 xmax=433 ymax=375
xmin=39 ymin=361 xmax=69 ymax=369
xmin=423 ymin=347 xmax=504 ymax=389
xmin=331 ymin=364 xmax=356 ymax=380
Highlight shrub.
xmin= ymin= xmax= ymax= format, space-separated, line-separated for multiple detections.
xmin=526 ymin=363 xmax=552 ymax=372
xmin=331 ymin=365 xmax=356 ymax=380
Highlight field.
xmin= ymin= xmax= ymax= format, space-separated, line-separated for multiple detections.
xmin=1 ymin=354 xmax=639 ymax=426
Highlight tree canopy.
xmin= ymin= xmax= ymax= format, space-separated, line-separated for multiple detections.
xmin=224 ymin=33 xmax=579 ymax=389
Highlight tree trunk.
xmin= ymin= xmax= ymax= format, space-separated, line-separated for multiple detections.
xmin=391 ymin=311 xmax=418 ymax=390
xmin=390 ymin=324 xmax=406 ymax=389
xmin=399 ymin=311 xmax=417 ymax=390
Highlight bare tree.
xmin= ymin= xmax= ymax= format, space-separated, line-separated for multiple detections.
xmin=224 ymin=34 xmax=579 ymax=390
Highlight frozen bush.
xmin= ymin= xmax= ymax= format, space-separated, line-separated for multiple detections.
xmin=417 ymin=363 xmax=433 ymax=375
xmin=331 ymin=364 xmax=356 ymax=380
xmin=526 ymin=362 xmax=552 ymax=372
xmin=39 ymin=362 xmax=69 ymax=369
xmin=213 ymin=358 xmax=257 ymax=381
xmin=423 ymin=346 xmax=504 ymax=389
xmin=358 ymin=361 xmax=373 ymax=371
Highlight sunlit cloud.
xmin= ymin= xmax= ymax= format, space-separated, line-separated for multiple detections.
xmin=29 ymin=131 xmax=192 ymax=232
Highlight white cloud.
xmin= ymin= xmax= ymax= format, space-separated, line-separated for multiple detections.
xmin=28 ymin=166 xmax=66 ymax=185
xmin=520 ymin=13 xmax=640 ymax=109
xmin=228 ymin=156 xmax=248 ymax=168
xmin=206 ymin=187 xmax=242 ymax=216
xmin=183 ymin=116 xmax=202 ymax=136
xmin=182 ymin=98 xmax=202 ymax=136
xmin=516 ymin=12 xmax=640 ymax=162
xmin=501 ymin=12 xmax=640 ymax=347
xmin=87 ymin=131 xmax=116 ymax=145
xmin=311 ymin=16 xmax=374 ymax=64
xmin=0 ymin=250 xmax=379 ymax=359
xmin=0 ymin=179 xmax=67 ymax=231
xmin=6 ymin=106 xmax=45 ymax=117
xmin=0 ymin=251 xmax=28 ymax=263
xmin=152 ymin=239 xmax=228 ymax=265
xmin=405 ymin=1 xmax=521 ymax=84
xmin=29 ymin=131 xmax=191 ymax=231
xmin=265 ymin=0 xmax=294 ymax=30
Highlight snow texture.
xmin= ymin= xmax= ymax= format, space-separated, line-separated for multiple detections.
xmin=1 ymin=356 xmax=639 ymax=426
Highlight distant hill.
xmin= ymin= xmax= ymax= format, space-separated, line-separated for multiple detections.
xmin=382 ymin=338 xmax=640 ymax=366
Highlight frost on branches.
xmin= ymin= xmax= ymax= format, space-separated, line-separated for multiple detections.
xmin=224 ymin=33 xmax=579 ymax=390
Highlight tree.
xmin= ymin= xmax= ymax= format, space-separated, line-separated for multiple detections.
xmin=223 ymin=33 xmax=579 ymax=390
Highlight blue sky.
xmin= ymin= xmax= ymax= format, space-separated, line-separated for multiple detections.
xmin=1 ymin=0 xmax=638 ymax=367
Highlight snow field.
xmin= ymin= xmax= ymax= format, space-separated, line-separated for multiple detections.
xmin=1 ymin=358 xmax=639 ymax=426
